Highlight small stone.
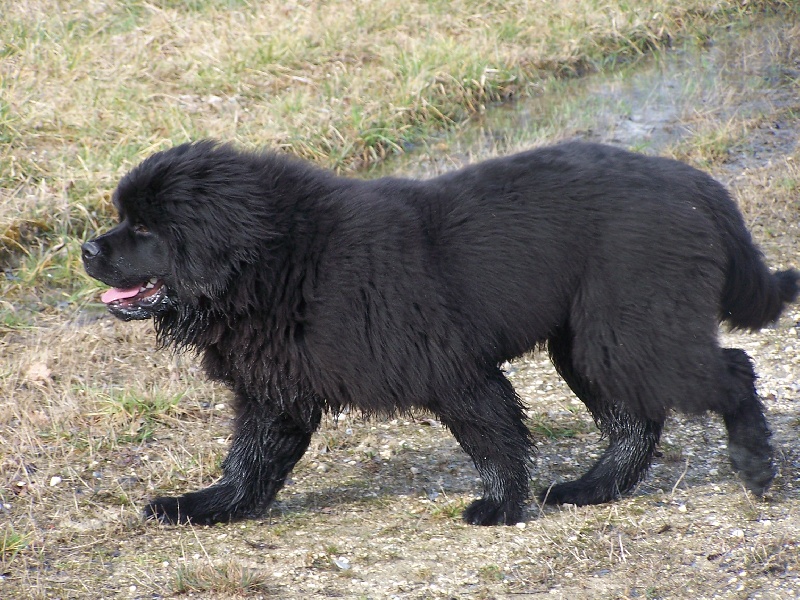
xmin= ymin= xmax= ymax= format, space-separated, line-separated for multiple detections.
xmin=332 ymin=556 xmax=351 ymax=570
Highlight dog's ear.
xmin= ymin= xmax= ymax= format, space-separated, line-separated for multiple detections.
xmin=165 ymin=192 xmax=290 ymax=303
xmin=162 ymin=208 xmax=270 ymax=302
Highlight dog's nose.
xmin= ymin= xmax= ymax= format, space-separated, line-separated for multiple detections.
xmin=81 ymin=240 xmax=101 ymax=260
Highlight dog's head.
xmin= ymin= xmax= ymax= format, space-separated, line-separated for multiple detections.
xmin=83 ymin=141 xmax=285 ymax=321
xmin=81 ymin=195 xmax=174 ymax=321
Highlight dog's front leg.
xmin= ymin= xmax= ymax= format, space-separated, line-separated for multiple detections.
xmin=144 ymin=394 xmax=322 ymax=525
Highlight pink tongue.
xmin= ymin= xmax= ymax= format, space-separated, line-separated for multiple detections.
xmin=101 ymin=286 xmax=142 ymax=304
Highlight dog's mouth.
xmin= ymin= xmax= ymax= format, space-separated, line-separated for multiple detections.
xmin=100 ymin=278 xmax=170 ymax=321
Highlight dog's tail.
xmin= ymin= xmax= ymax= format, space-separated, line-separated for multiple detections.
xmin=720 ymin=224 xmax=798 ymax=330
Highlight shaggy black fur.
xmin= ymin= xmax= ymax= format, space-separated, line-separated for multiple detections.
xmin=82 ymin=140 xmax=799 ymax=526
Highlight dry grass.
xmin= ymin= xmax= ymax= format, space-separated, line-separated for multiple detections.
xmin=0 ymin=1 xmax=783 ymax=272
xmin=1 ymin=1 xmax=799 ymax=599
xmin=2 ymin=0 xmax=763 ymax=169
xmin=1 ymin=314 xmax=799 ymax=596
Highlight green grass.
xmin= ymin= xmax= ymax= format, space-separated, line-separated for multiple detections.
xmin=430 ymin=499 xmax=468 ymax=520
xmin=478 ymin=564 xmax=505 ymax=582
xmin=1 ymin=526 xmax=31 ymax=563
xmin=91 ymin=386 xmax=184 ymax=436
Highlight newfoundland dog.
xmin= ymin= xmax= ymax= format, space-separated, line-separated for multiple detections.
xmin=82 ymin=140 xmax=798 ymax=526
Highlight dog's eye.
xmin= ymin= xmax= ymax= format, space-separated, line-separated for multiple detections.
xmin=133 ymin=224 xmax=150 ymax=235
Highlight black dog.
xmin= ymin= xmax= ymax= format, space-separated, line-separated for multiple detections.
xmin=82 ymin=140 xmax=798 ymax=526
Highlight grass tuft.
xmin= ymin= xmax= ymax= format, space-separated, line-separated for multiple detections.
xmin=174 ymin=561 xmax=272 ymax=594
xmin=0 ymin=526 xmax=31 ymax=564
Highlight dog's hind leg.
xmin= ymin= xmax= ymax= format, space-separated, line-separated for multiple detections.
xmin=540 ymin=326 xmax=663 ymax=506
xmin=718 ymin=348 xmax=775 ymax=495
xmin=145 ymin=397 xmax=322 ymax=525
xmin=433 ymin=371 xmax=533 ymax=525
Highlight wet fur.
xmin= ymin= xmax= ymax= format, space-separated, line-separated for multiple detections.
xmin=83 ymin=140 xmax=798 ymax=525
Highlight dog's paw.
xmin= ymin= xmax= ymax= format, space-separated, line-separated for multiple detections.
xmin=144 ymin=482 xmax=266 ymax=525
xmin=143 ymin=494 xmax=236 ymax=525
xmin=538 ymin=480 xmax=618 ymax=506
xmin=462 ymin=498 xmax=524 ymax=526
xmin=144 ymin=496 xmax=188 ymax=524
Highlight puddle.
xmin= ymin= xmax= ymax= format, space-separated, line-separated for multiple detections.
xmin=369 ymin=18 xmax=799 ymax=178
